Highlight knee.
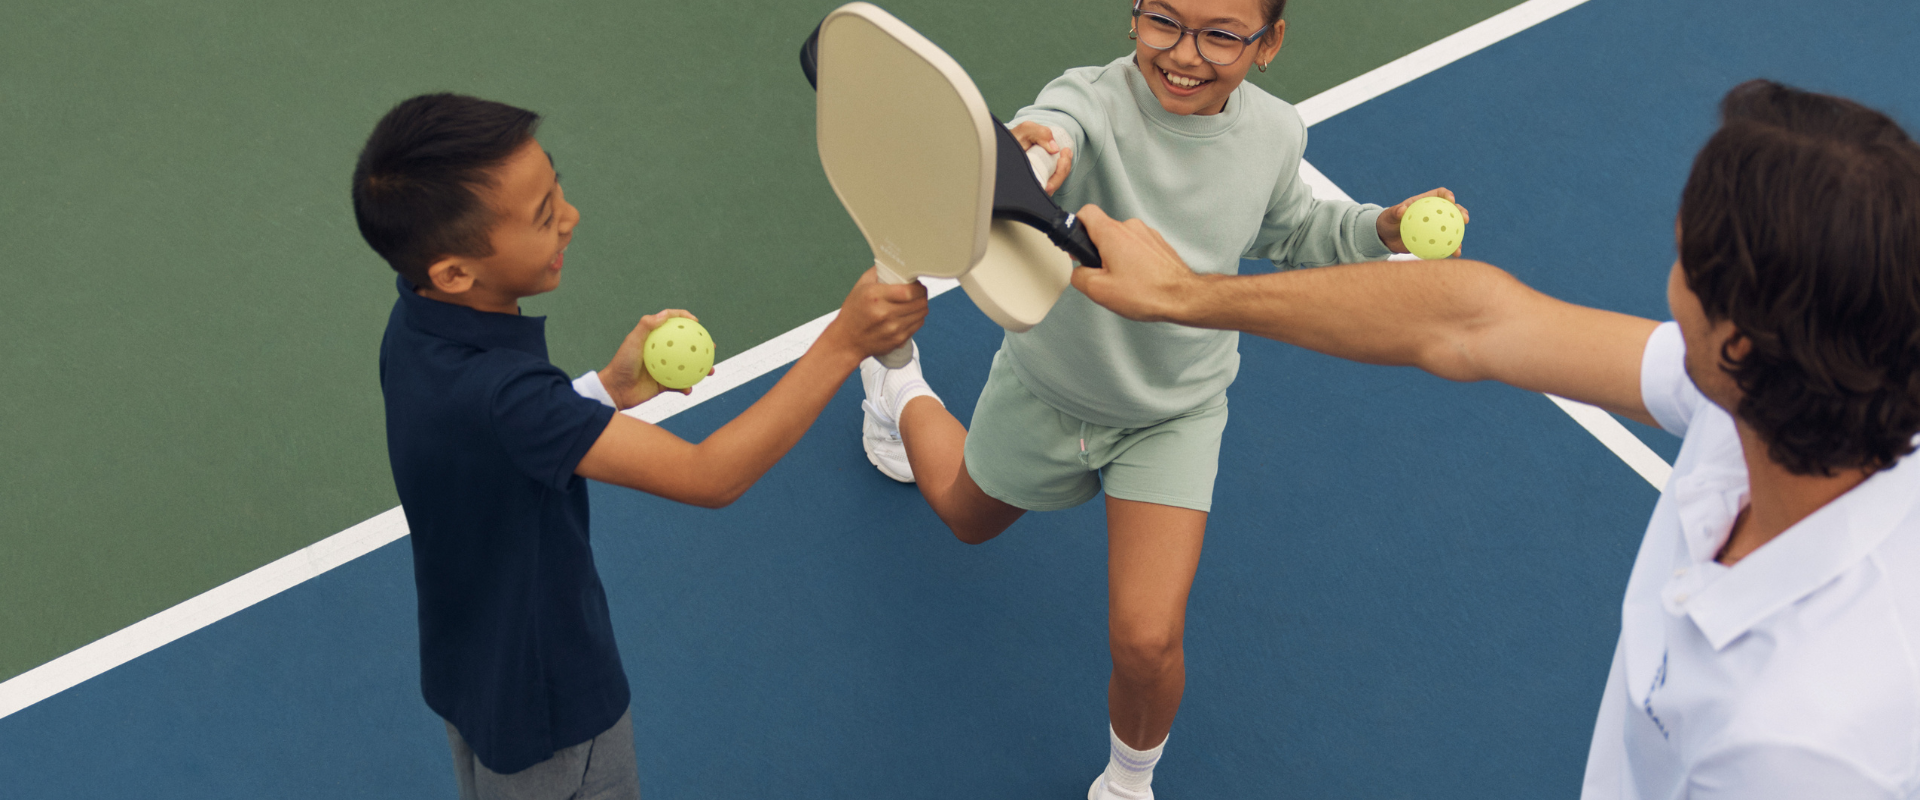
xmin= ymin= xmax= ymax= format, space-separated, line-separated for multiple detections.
xmin=949 ymin=521 xmax=1006 ymax=546
xmin=1109 ymin=622 xmax=1183 ymax=677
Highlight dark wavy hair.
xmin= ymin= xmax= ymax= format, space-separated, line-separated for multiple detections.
xmin=1679 ymin=79 xmax=1920 ymax=476
xmin=351 ymin=93 xmax=541 ymax=287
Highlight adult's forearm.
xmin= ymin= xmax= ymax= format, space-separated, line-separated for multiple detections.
xmin=1179 ymin=259 xmax=1523 ymax=382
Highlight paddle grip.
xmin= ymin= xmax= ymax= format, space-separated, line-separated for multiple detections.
xmin=1025 ymin=145 xmax=1059 ymax=186
xmin=874 ymin=266 xmax=915 ymax=370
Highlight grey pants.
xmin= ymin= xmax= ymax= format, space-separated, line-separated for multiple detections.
xmin=446 ymin=708 xmax=641 ymax=800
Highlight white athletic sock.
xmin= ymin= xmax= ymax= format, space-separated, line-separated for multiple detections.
xmin=1099 ymin=725 xmax=1165 ymax=799
xmin=873 ymin=348 xmax=940 ymax=425
xmin=889 ymin=379 xmax=939 ymax=419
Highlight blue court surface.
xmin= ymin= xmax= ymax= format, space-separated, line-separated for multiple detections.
xmin=3 ymin=0 xmax=1914 ymax=796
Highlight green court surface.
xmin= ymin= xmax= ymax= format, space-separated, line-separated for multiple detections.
xmin=0 ymin=0 xmax=1528 ymax=683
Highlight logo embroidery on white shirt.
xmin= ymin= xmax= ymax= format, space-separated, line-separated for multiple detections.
xmin=1643 ymin=650 xmax=1670 ymax=740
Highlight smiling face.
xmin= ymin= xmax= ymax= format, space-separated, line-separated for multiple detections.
xmin=423 ymin=138 xmax=579 ymax=313
xmin=1132 ymin=0 xmax=1284 ymax=116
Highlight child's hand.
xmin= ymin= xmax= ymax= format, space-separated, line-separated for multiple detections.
xmin=600 ymin=309 xmax=706 ymax=409
xmin=1010 ymin=122 xmax=1073 ymax=196
xmin=1377 ymin=188 xmax=1471 ymax=255
xmin=822 ymin=267 xmax=929 ymax=362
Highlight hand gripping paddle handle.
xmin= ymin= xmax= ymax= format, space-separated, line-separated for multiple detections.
xmin=874 ymin=267 xmax=916 ymax=369
xmin=1018 ymin=146 xmax=1102 ymax=269
xmin=988 ymin=118 xmax=1102 ymax=269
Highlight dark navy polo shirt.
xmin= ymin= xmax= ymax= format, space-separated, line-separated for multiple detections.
xmin=378 ymin=276 xmax=625 ymax=774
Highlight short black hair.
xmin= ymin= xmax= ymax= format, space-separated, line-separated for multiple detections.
xmin=351 ymin=93 xmax=542 ymax=287
xmin=1679 ymin=79 xmax=1920 ymax=476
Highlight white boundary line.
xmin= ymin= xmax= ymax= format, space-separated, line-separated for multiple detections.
xmin=1296 ymin=0 xmax=1594 ymax=127
xmin=0 ymin=507 xmax=409 ymax=720
xmin=1546 ymin=395 xmax=1673 ymax=489
xmin=0 ymin=280 xmax=964 ymax=722
xmin=0 ymin=0 xmax=1629 ymax=721
xmin=1299 ymin=156 xmax=1671 ymax=493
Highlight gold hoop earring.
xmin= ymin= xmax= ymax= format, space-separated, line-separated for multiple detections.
xmin=1128 ymin=29 xmax=1138 ymax=40
xmin=1256 ymin=61 xmax=1269 ymax=72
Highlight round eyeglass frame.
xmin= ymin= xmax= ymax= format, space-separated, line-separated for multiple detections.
xmin=1130 ymin=1 xmax=1272 ymax=66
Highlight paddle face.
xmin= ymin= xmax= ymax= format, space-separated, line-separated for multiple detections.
xmin=812 ymin=3 xmax=993 ymax=284
xmin=961 ymin=118 xmax=1102 ymax=332
xmin=803 ymin=2 xmax=1102 ymax=338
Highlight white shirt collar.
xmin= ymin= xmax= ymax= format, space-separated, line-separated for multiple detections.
xmin=1679 ymin=445 xmax=1920 ymax=650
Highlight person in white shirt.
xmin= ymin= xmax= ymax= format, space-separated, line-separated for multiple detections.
xmin=1063 ymin=79 xmax=1920 ymax=798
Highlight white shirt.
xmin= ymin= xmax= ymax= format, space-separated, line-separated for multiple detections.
xmin=1582 ymin=322 xmax=1920 ymax=799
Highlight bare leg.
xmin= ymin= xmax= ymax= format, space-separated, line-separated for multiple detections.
xmin=897 ymin=397 xmax=1026 ymax=544
xmin=1105 ymin=496 xmax=1207 ymax=749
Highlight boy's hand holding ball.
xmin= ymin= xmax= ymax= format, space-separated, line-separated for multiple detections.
xmin=643 ymin=318 xmax=715 ymax=391
xmin=601 ymin=309 xmax=712 ymax=409
xmin=1378 ymin=188 xmax=1470 ymax=258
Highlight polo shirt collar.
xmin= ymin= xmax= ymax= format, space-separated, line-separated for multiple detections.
xmin=1684 ymin=440 xmax=1920 ymax=650
xmin=395 ymin=275 xmax=549 ymax=359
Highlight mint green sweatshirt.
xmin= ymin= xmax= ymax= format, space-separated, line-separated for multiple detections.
xmin=1005 ymin=55 xmax=1391 ymax=428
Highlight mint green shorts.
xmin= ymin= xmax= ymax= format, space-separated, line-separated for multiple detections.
xmin=963 ymin=351 xmax=1229 ymax=513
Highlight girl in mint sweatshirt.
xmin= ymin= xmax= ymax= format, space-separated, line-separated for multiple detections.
xmin=859 ymin=2 xmax=1462 ymax=796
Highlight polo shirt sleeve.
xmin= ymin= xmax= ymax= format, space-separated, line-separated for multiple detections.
xmin=1640 ymin=321 xmax=1707 ymax=437
xmin=1687 ymin=742 xmax=1903 ymax=799
xmin=489 ymin=361 xmax=619 ymax=491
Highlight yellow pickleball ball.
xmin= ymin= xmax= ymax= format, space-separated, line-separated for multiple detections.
xmin=643 ymin=318 xmax=715 ymax=390
xmin=1400 ymin=196 xmax=1465 ymax=260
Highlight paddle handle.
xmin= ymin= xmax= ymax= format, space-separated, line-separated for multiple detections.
xmin=1021 ymin=144 xmax=1102 ymax=269
xmin=874 ymin=266 xmax=916 ymax=369
xmin=1025 ymin=144 xmax=1059 ymax=186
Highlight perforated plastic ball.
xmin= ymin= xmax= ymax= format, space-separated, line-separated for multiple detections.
xmin=643 ymin=318 xmax=715 ymax=390
xmin=1400 ymin=196 xmax=1465 ymax=260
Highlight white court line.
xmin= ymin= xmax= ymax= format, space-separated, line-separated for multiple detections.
xmin=1545 ymin=395 xmax=1673 ymax=490
xmin=0 ymin=0 xmax=1624 ymax=721
xmin=1303 ymin=155 xmax=1671 ymax=493
xmin=0 ymin=508 xmax=409 ymax=720
xmin=0 ymin=280 xmax=963 ymax=722
xmin=1296 ymin=0 xmax=1594 ymax=127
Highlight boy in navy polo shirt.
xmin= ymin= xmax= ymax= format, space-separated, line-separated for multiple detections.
xmin=352 ymin=93 xmax=927 ymax=800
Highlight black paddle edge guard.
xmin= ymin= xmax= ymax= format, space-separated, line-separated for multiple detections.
xmin=988 ymin=115 xmax=1102 ymax=268
xmin=800 ymin=21 xmax=822 ymax=88
xmin=798 ymin=14 xmax=1102 ymax=269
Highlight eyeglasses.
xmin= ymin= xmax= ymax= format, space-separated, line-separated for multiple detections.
xmin=1130 ymin=1 xmax=1271 ymax=67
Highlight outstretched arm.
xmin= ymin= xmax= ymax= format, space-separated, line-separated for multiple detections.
xmin=575 ymin=268 xmax=928 ymax=507
xmin=1071 ymin=205 xmax=1661 ymax=425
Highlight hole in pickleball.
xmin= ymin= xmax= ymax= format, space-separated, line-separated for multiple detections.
xmin=666 ymin=340 xmax=674 ymax=347
xmin=1422 ymin=216 xmax=1430 ymax=222
xmin=1440 ymin=225 xmax=1447 ymax=231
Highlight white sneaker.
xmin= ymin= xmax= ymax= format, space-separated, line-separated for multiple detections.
xmin=1088 ymin=773 xmax=1152 ymax=800
xmin=858 ymin=342 xmax=937 ymax=483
